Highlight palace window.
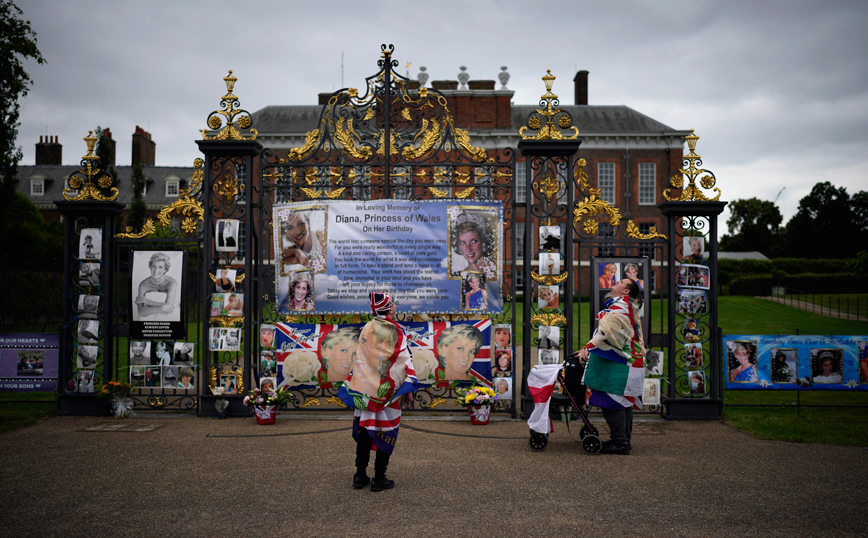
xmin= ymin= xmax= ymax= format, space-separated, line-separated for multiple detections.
xmin=638 ymin=162 xmax=656 ymax=205
xmin=598 ymin=162 xmax=615 ymax=204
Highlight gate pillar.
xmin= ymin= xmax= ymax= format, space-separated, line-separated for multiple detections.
xmin=516 ymin=70 xmax=581 ymax=416
xmin=659 ymin=130 xmax=727 ymax=420
xmin=56 ymin=132 xmax=125 ymax=415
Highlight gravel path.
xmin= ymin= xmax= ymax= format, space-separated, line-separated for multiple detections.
xmin=1 ymin=415 xmax=866 ymax=537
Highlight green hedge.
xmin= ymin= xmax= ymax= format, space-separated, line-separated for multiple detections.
xmin=719 ymin=258 xmax=854 ymax=276
xmin=729 ymin=273 xmax=863 ymax=296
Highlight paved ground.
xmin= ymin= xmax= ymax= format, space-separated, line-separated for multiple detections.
xmin=1 ymin=414 xmax=866 ymax=537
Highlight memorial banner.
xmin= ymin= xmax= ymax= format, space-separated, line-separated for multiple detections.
xmin=275 ymin=320 xmax=492 ymax=389
xmin=722 ymin=334 xmax=868 ymax=390
xmin=0 ymin=333 xmax=59 ymax=392
xmin=273 ymin=200 xmax=503 ymax=314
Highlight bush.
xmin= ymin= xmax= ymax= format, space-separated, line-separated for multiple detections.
xmin=719 ymin=258 xmax=855 ymax=276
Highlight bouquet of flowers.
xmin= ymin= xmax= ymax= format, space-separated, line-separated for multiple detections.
xmin=242 ymin=386 xmax=291 ymax=408
xmin=98 ymin=379 xmax=131 ymax=400
xmin=455 ymin=385 xmax=500 ymax=408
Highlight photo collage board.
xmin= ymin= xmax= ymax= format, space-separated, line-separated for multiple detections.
xmin=676 ymin=234 xmax=712 ymax=397
xmin=71 ymin=227 xmax=104 ymax=393
xmin=212 ymin=215 xmax=246 ymax=394
xmin=128 ymin=340 xmax=198 ymax=391
xmin=592 ymin=256 xmax=658 ymax=405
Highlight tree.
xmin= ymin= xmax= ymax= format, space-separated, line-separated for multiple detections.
xmin=781 ymin=182 xmax=863 ymax=259
xmin=0 ymin=1 xmax=46 ymax=208
xmin=0 ymin=190 xmax=63 ymax=261
xmin=720 ymin=197 xmax=783 ymax=255
xmin=127 ymin=163 xmax=148 ymax=232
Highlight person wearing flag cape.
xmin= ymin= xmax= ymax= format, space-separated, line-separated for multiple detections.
xmin=575 ymin=277 xmax=646 ymax=455
xmin=338 ymin=292 xmax=419 ymax=492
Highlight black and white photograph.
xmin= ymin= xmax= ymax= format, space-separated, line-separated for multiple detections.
xmin=173 ymin=342 xmax=195 ymax=366
xmin=77 ymin=294 xmax=100 ymax=319
xmin=538 ymin=325 xmax=559 ymax=350
xmin=150 ymin=340 xmax=174 ymax=366
xmin=78 ymin=263 xmax=100 ymax=287
xmin=75 ymin=370 xmax=94 ymax=393
xmin=211 ymin=328 xmax=241 ymax=352
xmin=539 ymin=225 xmax=561 ymax=251
xmin=161 ymin=366 xmax=178 ymax=388
xmin=129 ymin=341 xmax=151 ymax=365
xmin=76 ymin=345 xmax=98 ymax=369
xmin=209 ymin=328 xmax=222 ymax=351
xmin=76 ymin=320 xmax=99 ymax=344
xmin=216 ymin=219 xmax=239 ymax=252
xmin=78 ymin=228 xmax=102 ymax=260
xmin=538 ymin=348 xmax=560 ymax=366
xmin=645 ymin=350 xmax=663 ymax=376
xmin=214 ymin=268 xmax=237 ymax=293
xmin=643 ymin=378 xmax=661 ymax=406
xmin=539 ymin=252 xmax=560 ymax=276
xmin=130 ymin=250 xmax=186 ymax=339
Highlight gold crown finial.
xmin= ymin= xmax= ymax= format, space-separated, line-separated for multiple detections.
xmin=663 ymin=129 xmax=721 ymax=201
xmin=541 ymin=69 xmax=557 ymax=100
xmin=202 ymin=70 xmax=258 ymax=141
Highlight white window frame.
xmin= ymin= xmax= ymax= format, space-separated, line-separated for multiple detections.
xmin=30 ymin=178 xmax=45 ymax=196
xmin=165 ymin=179 xmax=180 ymax=197
xmin=638 ymin=162 xmax=656 ymax=205
xmin=516 ymin=162 xmax=526 ymax=203
xmin=598 ymin=162 xmax=615 ymax=204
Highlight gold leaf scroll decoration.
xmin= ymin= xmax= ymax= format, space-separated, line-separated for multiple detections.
xmin=530 ymin=270 xmax=569 ymax=285
xmin=300 ymin=397 xmax=321 ymax=407
xmin=530 ymin=313 xmax=567 ymax=327
xmin=115 ymin=218 xmax=156 ymax=239
xmin=626 ymin=220 xmax=668 ymax=240
xmin=334 ymin=118 xmax=373 ymax=160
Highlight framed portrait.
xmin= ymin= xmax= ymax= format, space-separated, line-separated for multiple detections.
xmin=215 ymin=218 xmax=239 ymax=252
xmin=76 ymin=320 xmax=100 ymax=344
xmin=462 ymin=273 xmax=488 ymax=311
xmin=130 ymin=250 xmax=186 ymax=339
xmin=494 ymin=349 xmax=512 ymax=374
xmin=77 ymin=294 xmax=100 ymax=319
xmin=539 ymin=225 xmax=561 ymax=252
xmin=538 ymin=348 xmax=560 ymax=366
xmin=538 ymin=252 xmax=560 ymax=276
xmin=493 ymin=324 xmax=511 ymax=349
xmin=260 ymin=324 xmax=276 ymax=350
xmin=277 ymin=271 xmax=315 ymax=314
xmin=538 ymin=285 xmax=560 ymax=310
xmin=129 ymin=341 xmax=151 ymax=365
xmin=208 ymin=363 xmax=244 ymax=395
xmin=214 ymin=268 xmax=237 ymax=293
xmin=173 ymin=342 xmax=195 ymax=366
xmin=676 ymin=289 xmax=708 ymax=316
xmin=770 ymin=347 xmax=797 ymax=384
xmin=643 ymin=378 xmax=661 ymax=406
xmin=538 ymin=325 xmax=559 ymax=350
xmin=592 ymin=257 xmax=652 ymax=339
xmin=274 ymin=204 xmax=328 ymax=276
xmin=78 ymin=263 xmax=100 ymax=287
xmin=727 ymin=340 xmax=758 ymax=383
xmin=682 ymin=235 xmax=708 ymax=264
xmin=677 ymin=264 xmax=710 ymax=290
xmin=644 ymin=350 xmax=663 ymax=376
xmin=75 ymin=345 xmax=98 ymax=369
xmin=447 ymin=205 xmax=499 ymax=280
xmin=684 ymin=343 xmax=703 ymax=368
xmin=493 ymin=377 xmax=512 ymax=400
xmin=860 ymin=342 xmax=868 ymax=384
xmin=688 ymin=371 xmax=706 ymax=395
xmin=79 ymin=228 xmax=102 ymax=261
xmin=811 ymin=348 xmax=843 ymax=384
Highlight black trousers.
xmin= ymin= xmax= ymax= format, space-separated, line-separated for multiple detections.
xmin=601 ymin=406 xmax=633 ymax=445
xmin=355 ymin=427 xmax=391 ymax=478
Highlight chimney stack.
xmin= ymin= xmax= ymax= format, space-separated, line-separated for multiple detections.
xmin=100 ymin=127 xmax=116 ymax=166
xmin=35 ymin=135 xmax=62 ymax=165
xmin=132 ymin=125 xmax=155 ymax=166
xmin=574 ymin=70 xmax=588 ymax=105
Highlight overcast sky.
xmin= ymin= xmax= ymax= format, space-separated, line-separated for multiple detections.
xmin=14 ymin=0 xmax=868 ymax=232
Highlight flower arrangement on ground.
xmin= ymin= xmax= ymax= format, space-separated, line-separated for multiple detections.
xmin=242 ymin=386 xmax=291 ymax=408
xmin=98 ymin=379 xmax=131 ymax=400
xmin=455 ymin=385 xmax=500 ymax=408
